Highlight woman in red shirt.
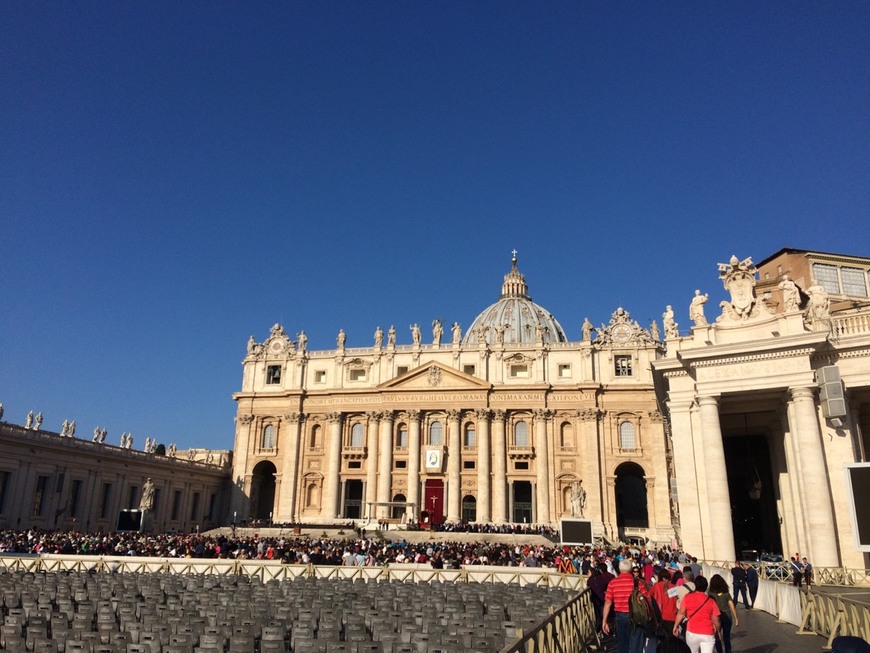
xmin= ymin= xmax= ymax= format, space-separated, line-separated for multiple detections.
xmin=673 ymin=576 xmax=721 ymax=653
xmin=649 ymin=568 xmax=678 ymax=631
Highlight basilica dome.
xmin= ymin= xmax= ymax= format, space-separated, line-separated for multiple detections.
xmin=463 ymin=254 xmax=568 ymax=345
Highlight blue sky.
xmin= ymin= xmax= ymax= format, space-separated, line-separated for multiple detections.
xmin=2 ymin=2 xmax=868 ymax=450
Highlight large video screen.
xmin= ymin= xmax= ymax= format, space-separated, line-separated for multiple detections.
xmin=560 ymin=518 xmax=593 ymax=546
xmin=116 ymin=509 xmax=142 ymax=532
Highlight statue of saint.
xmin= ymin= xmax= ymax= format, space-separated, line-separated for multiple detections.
xmin=411 ymin=323 xmax=421 ymax=345
xmin=296 ymin=331 xmax=307 ymax=351
xmin=663 ymin=305 xmax=679 ymax=338
xmin=806 ymin=279 xmax=831 ymax=325
xmin=247 ymin=336 xmax=256 ymax=355
xmin=25 ymin=411 xmax=33 ymax=429
xmin=61 ymin=420 xmax=69 ymax=437
xmin=387 ymin=325 xmax=396 ymax=346
xmin=0 ymin=403 xmax=4 ymax=421
xmin=650 ymin=320 xmax=660 ymax=341
xmin=93 ymin=427 xmax=101 ymax=442
xmin=779 ymin=275 xmax=800 ymax=312
xmin=581 ymin=318 xmax=593 ymax=342
xmin=336 ymin=329 xmax=346 ymax=348
xmin=69 ymin=421 xmax=76 ymax=438
xmin=374 ymin=326 xmax=384 ymax=349
xmin=34 ymin=412 xmax=43 ymax=430
xmin=451 ymin=322 xmax=462 ymax=344
xmin=689 ymin=290 xmax=709 ymax=326
xmin=570 ymin=480 xmax=587 ymax=517
xmin=139 ymin=478 xmax=155 ymax=512
xmin=432 ymin=320 xmax=443 ymax=346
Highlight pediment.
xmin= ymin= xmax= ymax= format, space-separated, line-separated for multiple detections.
xmin=379 ymin=362 xmax=490 ymax=391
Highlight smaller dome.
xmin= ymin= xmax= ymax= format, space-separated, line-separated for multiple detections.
xmin=463 ymin=254 xmax=568 ymax=345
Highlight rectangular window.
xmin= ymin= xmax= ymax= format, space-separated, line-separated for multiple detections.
xmin=463 ymin=461 xmax=476 ymax=469
xmin=394 ymin=460 xmax=407 ymax=469
xmin=396 ymin=366 xmax=409 ymax=375
xmin=151 ymin=489 xmax=161 ymax=518
xmin=171 ymin=490 xmax=182 ymax=521
xmin=813 ymin=263 xmax=841 ymax=294
xmin=314 ymin=370 xmax=326 ymax=383
xmin=190 ymin=492 xmax=200 ymax=521
xmin=33 ymin=476 xmax=49 ymax=516
xmin=463 ymin=365 xmax=476 ymax=376
xmin=69 ymin=480 xmax=83 ymax=518
xmin=0 ymin=471 xmax=10 ymax=514
xmin=99 ymin=483 xmax=113 ymax=519
xmin=615 ymin=355 xmax=633 ymax=377
xmin=558 ymin=364 xmax=571 ymax=378
xmin=510 ymin=364 xmax=529 ymax=378
xmin=128 ymin=486 xmax=138 ymax=510
xmin=349 ymin=369 xmax=366 ymax=382
xmin=206 ymin=493 xmax=216 ymax=521
xmin=266 ymin=365 xmax=282 ymax=384
xmin=514 ymin=462 xmax=529 ymax=471
xmin=841 ymin=267 xmax=868 ymax=297
xmin=348 ymin=461 xmax=361 ymax=469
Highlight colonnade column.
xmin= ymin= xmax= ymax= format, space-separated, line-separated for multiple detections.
xmin=491 ymin=410 xmax=507 ymax=522
xmin=788 ymin=387 xmax=839 ymax=566
xmin=476 ymin=409 xmax=491 ymax=522
xmin=447 ymin=409 xmax=462 ymax=521
xmin=376 ymin=411 xmax=395 ymax=518
xmin=231 ymin=414 xmax=254 ymax=518
xmin=406 ymin=410 xmax=421 ymax=522
xmin=697 ymin=396 xmax=735 ymax=561
xmin=534 ymin=409 xmax=551 ymax=524
xmin=365 ymin=412 xmax=380 ymax=520
xmin=324 ymin=412 xmax=343 ymax=520
xmin=277 ymin=412 xmax=303 ymax=523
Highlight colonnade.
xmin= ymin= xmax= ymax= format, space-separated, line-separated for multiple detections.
xmin=667 ymin=387 xmax=840 ymax=566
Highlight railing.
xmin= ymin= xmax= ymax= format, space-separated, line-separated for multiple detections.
xmin=798 ymin=587 xmax=870 ymax=648
xmin=501 ymin=588 xmax=599 ymax=653
xmin=832 ymin=310 xmax=870 ymax=339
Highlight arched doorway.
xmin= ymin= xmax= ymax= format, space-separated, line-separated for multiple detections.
xmin=615 ymin=462 xmax=648 ymax=538
xmin=461 ymin=495 xmax=477 ymax=522
xmin=250 ymin=461 xmax=277 ymax=521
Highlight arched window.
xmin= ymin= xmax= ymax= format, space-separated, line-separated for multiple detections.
xmin=261 ymin=424 xmax=275 ymax=449
xmin=350 ymin=423 xmax=365 ymax=447
xmin=560 ymin=422 xmax=574 ymax=449
xmin=309 ymin=425 xmax=321 ymax=450
xmin=463 ymin=424 xmax=476 ymax=448
xmin=514 ymin=420 xmax=529 ymax=447
xmin=619 ymin=421 xmax=636 ymax=450
xmin=429 ymin=421 xmax=443 ymax=446
xmin=396 ymin=424 xmax=408 ymax=448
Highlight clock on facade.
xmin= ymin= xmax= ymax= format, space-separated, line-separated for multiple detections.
xmin=611 ymin=324 xmax=632 ymax=343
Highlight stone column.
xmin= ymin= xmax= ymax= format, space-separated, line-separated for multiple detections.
xmin=277 ymin=413 xmax=303 ymax=523
xmin=406 ymin=410 xmax=422 ymax=521
xmin=697 ymin=396 xmax=736 ymax=561
xmin=376 ymin=411 xmax=395 ymax=518
xmin=446 ymin=409 xmax=462 ymax=521
xmin=231 ymin=414 xmax=254 ymax=518
xmin=365 ymin=412 xmax=380 ymax=519
xmin=788 ymin=387 xmax=839 ymax=566
xmin=534 ymin=409 xmax=551 ymax=524
xmin=324 ymin=412 xmax=343 ymax=519
xmin=491 ymin=410 xmax=507 ymax=523
xmin=476 ymin=409 xmax=492 ymax=522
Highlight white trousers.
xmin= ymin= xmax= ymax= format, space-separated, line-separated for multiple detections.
xmin=686 ymin=631 xmax=716 ymax=653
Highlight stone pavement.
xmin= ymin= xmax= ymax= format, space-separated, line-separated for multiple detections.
xmin=726 ymin=604 xmax=827 ymax=652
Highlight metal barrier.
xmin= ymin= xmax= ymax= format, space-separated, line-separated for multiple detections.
xmin=798 ymin=589 xmax=870 ymax=648
xmin=500 ymin=588 xmax=599 ymax=653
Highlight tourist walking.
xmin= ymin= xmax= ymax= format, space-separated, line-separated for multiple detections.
xmin=650 ymin=568 xmax=678 ymax=633
xmin=602 ymin=559 xmax=649 ymax=653
xmin=744 ymin=563 xmax=759 ymax=608
xmin=709 ymin=574 xmax=739 ymax=653
xmin=674 ymin=576 xmax=721 ymax=653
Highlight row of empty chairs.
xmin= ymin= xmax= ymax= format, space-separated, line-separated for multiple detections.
xmin=1 ymin=568 xmax=573 ymax=653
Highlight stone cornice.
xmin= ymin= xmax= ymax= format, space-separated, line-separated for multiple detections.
xmin=689 ymin=347 xmax=816 ymax=368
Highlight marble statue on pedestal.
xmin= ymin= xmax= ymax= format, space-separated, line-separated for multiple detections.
xmin=779 ymin=275 xmax=800 ymax=312
xmin=690 ymin=290 xmax=709 ymax=326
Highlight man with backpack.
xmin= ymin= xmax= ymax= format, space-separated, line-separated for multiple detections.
xmin=601 ymin=559 xmax=651 ymax=653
